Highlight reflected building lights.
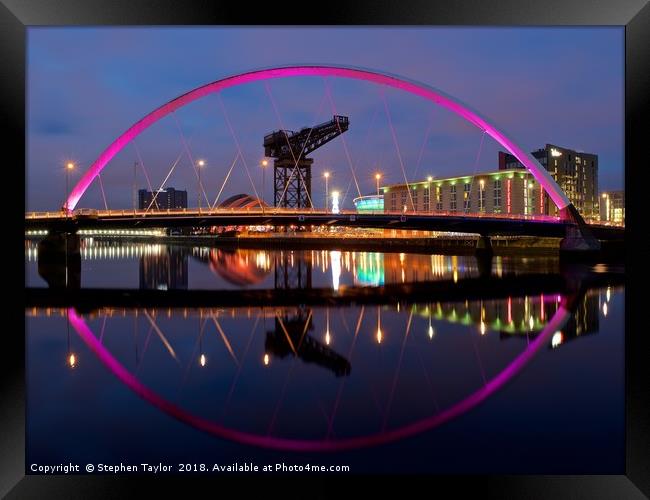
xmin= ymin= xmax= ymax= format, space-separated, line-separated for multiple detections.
xmin=330 ymin=251 xmax=341 ymax=292
xmin=551 ymin=331 xmax=564 ymax=348
xmin=263 ymin=353 xmax=270 ymax=366
xmin=199 ymin=354 xmax=207 ymax=367
xmin=376 ymin=306 xmax=383 ymax=344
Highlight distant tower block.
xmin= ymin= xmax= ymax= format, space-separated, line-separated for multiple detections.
xmin=264 ymin=115 xmax=349 ymax=209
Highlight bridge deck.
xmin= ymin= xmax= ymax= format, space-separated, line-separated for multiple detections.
xmin=25 ymin=209 xmax=624 ymax=240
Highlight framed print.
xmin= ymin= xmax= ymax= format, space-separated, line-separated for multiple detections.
xmin=4 ymin=0 xmax=649 ymax=497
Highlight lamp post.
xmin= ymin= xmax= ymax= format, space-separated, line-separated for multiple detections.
xmin=261 ymin=159 xmax=269 ymax=206
xmin=323 ymin=171 xmax=330 ymax=212
xmin=602 ymin=192 xmax=610 ymax=222
xmin=375 ymin=173 xmax=382 ymax=197
xmin=197 ymin=159 xmax=205 ymax=213
xmin=65 ymin=162 xmax=74 ymax=215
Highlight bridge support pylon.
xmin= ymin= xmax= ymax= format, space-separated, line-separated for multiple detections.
xmin=475 ymin=235 xmax=493 ymax=255
xmin=475 ymin=235 xmax=493 ymax=278
xmin=559 ymin=204 xmax=601 ymax=256
xmin=37 ymin=231 xmax=81 ymax=289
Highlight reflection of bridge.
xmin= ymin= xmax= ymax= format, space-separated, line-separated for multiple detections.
xmin=52 ymin=284 xmax=602 ymax=452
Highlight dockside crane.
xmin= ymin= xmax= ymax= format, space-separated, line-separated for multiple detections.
xmin=263 ymin=115 xmax=349 ymax=208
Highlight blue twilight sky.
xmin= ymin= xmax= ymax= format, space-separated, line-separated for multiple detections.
xmin=26 ymin=27 xmax=624 ymax=211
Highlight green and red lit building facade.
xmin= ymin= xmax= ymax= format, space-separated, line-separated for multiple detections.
xmin=382 ymin=169 xmax=544 ymax=216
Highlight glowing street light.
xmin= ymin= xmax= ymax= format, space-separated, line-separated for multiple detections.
xmin=427 ymin=175 xmax=433 ymax=183
xmin=323 ymin=171 xmax=330 ymax=212
xmin=197 ymin=159 xmax=206 ymax=212
xmin=260 ymin=159 xmax=269 ymax=206
xmin=376 ymin=306 xmax=383 ymax=344
xmin=64 ymin=162 xmax=75 ymax=214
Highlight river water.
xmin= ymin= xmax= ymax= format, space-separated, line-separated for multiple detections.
xmin=25 ymin=238 xmax=624 ymax=473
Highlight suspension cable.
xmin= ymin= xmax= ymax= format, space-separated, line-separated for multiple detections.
xmin=210 ymin=151 xmax=240 ymax=209
xmin=323 ymin=78 xmax=362 ymax=199
xmin=216 ymin=94 xmax=262 ymax=205
xmin=172 ymin=113 xmax=211 ymax=208
xmin=132 ymin=140 xmax=160 ymax=210
xmin=467 ymin=130 xmax=487 ymax=214
xmin=411 ymin=110 xmax=436 ymax=181
xmin=97 ymin=173 xmax=109 ymax=210
xmin=264 ymin=81 xmax=322 ymax=210
xmin=145 ymin=150 xmax=183 ymax=213
xmin=380 ymin=87 xmax=414 ymax=212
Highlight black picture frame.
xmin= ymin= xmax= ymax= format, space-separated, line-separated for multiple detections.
xmin=5 ymin=0 xmax=649 ymax=497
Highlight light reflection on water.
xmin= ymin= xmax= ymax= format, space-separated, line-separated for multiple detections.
xmin=25 ymin=239 xmax=561 ymax=290
xmin=25 ymin=238 xmax=624 ymax=472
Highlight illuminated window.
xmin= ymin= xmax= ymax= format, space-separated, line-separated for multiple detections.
xmin=435 ymin=186 xmax=443 ymax=211
xmin=478 ymin=180 xmax=486 ymax=212
xmin=450 ymin=185 xmax=457 ymax=212
xmin=423 ymin=186 xmax=430 ymax=211
xmin=391 ymin=192 xmax=397 ymax=211
xmin=463 ymin=182 xmax=471 ymax=212
xmin=493 ymin=179 xmax=502 ymax=213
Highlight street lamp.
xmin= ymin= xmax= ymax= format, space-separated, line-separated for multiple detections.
xmin=375 ymin=173 xmax=382 ymax=197
xmin=64 ymin=162 xmax=75 ymax=214
xmin=602 ymin=192 xmax=610 ymax=222
xmin=323 ymin=171 xmax=330 ymax=212
xmin=260 ymin=159 xmax=269 ymax=206
xmin=197 ymin=159 xmax=205 ymax=212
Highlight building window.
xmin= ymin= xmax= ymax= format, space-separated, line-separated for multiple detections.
xmin=423 ymin=186 xmax=430 ymax=212
xmin=478 ymin=180 xmax=485 ymax=212
xmin=463 ymin=182 xmax=471 ymax=212
xmin=493 ymin=179 xmax=502 ymax=213
xmin=401 ymin=191 xmax=407 ymax=211
xmin=391 ymin=192 xmax=397 ymax=211
xmin=435 ymin=186 xmax=443 ymax=211
xmin=412 ymin=188 xmax=418 ymax=210
xmin=450 ymin=185 xmax=457 ymax=212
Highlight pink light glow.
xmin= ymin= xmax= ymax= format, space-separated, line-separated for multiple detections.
xmin=68 ymin=301 xmax=571 ymax=452
xmin=66 ymin=66 xmax=572 ymax=213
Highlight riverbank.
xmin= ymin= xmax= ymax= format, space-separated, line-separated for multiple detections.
xmin=26 ymin=232 xmax=624 ymax=258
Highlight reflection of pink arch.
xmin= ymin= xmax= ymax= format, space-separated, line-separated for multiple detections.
xmin=68 ymin=301 xmax=572 ymax=452
xmin=66 ymin=65 xmax=572 ymax=214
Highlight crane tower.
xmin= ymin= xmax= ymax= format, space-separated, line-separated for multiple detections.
xmin=263 ymin=115 xmax=349 ymax=208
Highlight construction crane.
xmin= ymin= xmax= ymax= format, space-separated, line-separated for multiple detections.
xmin=263 ymin=115 xmax=349 ymax=208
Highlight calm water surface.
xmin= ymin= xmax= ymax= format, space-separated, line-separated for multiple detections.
xmin=25 ymin=239 xmax=624 ymax=473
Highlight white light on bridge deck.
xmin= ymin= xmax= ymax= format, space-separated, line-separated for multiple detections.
xmin=331 ymin=191 xmax=340 ymax=214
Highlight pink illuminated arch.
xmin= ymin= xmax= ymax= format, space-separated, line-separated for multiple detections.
xmin=66 ymin=65 xmax=572 ymax=212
